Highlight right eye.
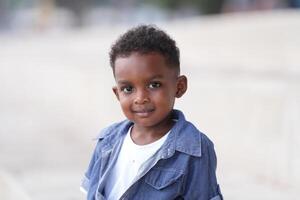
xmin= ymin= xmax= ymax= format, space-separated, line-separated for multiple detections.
xmin=121 ymin=86 xmax=133 ymax=94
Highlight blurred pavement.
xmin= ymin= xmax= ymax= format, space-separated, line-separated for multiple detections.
xmin=0 ymin=10 xmax=300 ymax=200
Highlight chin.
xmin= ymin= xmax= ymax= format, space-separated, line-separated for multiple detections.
xmin=132 ymin=119 xmax=158 ymax=127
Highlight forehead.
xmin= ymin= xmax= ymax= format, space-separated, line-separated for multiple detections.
xmin=114 ymin=52 xmax=176 ymax=81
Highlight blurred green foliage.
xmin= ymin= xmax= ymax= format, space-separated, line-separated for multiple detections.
xmin=144 ymin=0 xmax=225 ymax=14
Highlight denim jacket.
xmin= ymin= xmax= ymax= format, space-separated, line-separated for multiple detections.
xmin=81 ymin=110 xmax=223 ymax=200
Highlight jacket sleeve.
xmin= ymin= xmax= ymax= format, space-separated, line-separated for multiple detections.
xmin=80 ymin=124 xmax=114 ymax=194
xmin=205 ymin=137 xmax=223 ymax=200
xmin=183 ymin=134 xmax=223 ymax=200
xmin=80 ymin=139 xmax=102 ymax=194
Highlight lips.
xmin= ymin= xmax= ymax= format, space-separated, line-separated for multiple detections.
xmin=132 ymin=108 xmax=154 ymax=117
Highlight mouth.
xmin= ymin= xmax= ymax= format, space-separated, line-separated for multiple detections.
xmin=132 ymin=109 xmax=155 ymax=117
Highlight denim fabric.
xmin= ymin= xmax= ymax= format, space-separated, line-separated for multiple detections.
xmin=81 ymin=110 xmax=223 ymax=200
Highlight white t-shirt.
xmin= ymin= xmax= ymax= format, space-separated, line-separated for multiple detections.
xmin=104 ymin=126 xmax=169 ymax=200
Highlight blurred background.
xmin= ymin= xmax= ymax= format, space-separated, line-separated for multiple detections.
xmin=1 ymin=0 xmax=300 ymax=199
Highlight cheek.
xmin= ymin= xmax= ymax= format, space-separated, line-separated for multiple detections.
xmin=119 ymin=96 xmax=132 ymax=108
xmin=153 ymin=90 xmax=175 ymax=105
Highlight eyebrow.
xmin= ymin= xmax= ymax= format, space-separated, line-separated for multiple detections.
xmin=116 ymin=75 xmax=164 ymax=84
xmin=117 ymin=80 xmax=131 ymax=85
xmin=149 ymin=75 xmax=164 ymax=79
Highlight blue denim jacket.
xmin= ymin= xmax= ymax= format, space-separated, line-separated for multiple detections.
xmin=81 ymin=110 xmax=223 ymax=200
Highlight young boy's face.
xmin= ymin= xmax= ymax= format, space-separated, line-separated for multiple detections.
xmin=113 ymin=52 xmax=187 ymax=129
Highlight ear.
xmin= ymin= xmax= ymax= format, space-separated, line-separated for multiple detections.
xmin=112 ymin=86 xmax=120 ymax=101
xmin=175 ymin=75 xmax=187 ymax=98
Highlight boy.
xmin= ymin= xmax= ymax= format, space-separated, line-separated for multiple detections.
xmin=81 ymin=25 xmax=223 ymax=200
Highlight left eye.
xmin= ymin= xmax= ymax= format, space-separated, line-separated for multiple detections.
xmin=149 ymin=82 xmax=161 ymax=89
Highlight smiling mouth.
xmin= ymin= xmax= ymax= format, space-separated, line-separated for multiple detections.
xmin=133 ymin=109 xmax=155 ymax=117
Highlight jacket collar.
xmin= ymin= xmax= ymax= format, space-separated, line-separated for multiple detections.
xmin=163 ymin=109 xmax=202 ymax=157
xmin=96 ymin=109 xmax=202 ymax=157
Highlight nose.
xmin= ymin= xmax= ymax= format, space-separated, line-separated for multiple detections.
xmin=134 ymin=89 xmax=150 ymax=104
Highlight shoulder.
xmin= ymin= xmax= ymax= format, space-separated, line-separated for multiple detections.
xmin=189 ymin=122 xmax=216 ymax=159
xmin=94 ymin=120 xmax=132 ymax=140
xmin=200 ymin=132 xmax=215 ymax=150
xmin=173 ymin=118 xmax=214 ymax=158
xmin=189 ymin=123 xmax=217 ymax=159
xmin=186 ymin=120 xmax=215 ymax=148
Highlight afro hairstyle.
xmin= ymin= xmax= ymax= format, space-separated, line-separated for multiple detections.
xmin=109 ymin=25 xmax=180 ymax=74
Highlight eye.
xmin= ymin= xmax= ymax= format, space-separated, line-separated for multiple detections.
xmin=149 ymin=82 xmax=161 ymax=89
xmin=121 ymin=85 xmax=133 ymax=94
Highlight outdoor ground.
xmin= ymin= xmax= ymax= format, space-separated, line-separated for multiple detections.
xmin=0 ymin=10 xmax=300 ymax=200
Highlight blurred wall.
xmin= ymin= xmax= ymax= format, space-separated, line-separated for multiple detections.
xmin=0 ymin=8 xmax=300 ymax=200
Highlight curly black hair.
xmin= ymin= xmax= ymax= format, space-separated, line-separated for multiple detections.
xmin=109 ymin=25 xmax=180 ymax=74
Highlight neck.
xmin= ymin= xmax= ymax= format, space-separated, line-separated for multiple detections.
xmin=131 ymin=113 xmax=174 ymax=145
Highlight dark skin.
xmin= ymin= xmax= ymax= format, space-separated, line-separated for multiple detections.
xmin=113 ymin=52 xmax=187 ymax=145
